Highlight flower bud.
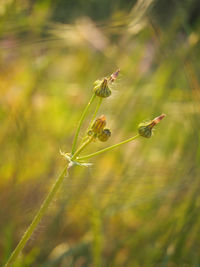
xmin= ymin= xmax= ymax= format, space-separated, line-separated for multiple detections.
xmin=138 ymin=114 xmax=166 ymax=138
xmin=92 ymin=115 xmax=106 ymax=134
xmin=94 ymin=78 xmax=111 ymax=98
xmin=98 ymin=128 xmax=111 ymax=142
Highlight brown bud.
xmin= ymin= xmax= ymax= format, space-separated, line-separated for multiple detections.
xmin=92 ymin=115 xmax=106 ymax=134
xmin=138 ymin=114 xmax=166 ymax=138
xmin=98 ymin=129 xmax=111 ymax=142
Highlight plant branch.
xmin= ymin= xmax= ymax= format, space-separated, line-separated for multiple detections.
xmin=89 ymin=97 xmax=103 ymax=130
xmin=77 ymin=134 xmax=140 ymax=161
xmin=71 ymin=136 xmax=93 ymax=160
xmin=71 ymin=93 xmax=96 ymax=155
xmin=79 ymin=97 xmax=103 ymax=146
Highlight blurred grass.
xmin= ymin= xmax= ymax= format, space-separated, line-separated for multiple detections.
xmin=1 ymin=0 xmax=200 ymax=266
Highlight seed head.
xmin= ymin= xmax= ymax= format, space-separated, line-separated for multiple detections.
xmin=138 ymin=114 xmax=166 ymax=138
xmin=98 ymin=128 xmax=111 ymax=142
xmin=92 ymin=115 xmax=107 ymax=134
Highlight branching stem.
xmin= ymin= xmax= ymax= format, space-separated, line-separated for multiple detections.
xmin=71 ymin=136 xmax=93 ymax=160
xmin=71 ymin=93 xmax=96 ymax=155
xmin=80 ymin=97 xmax=103 ymax=146
xmin=89 ymin=97 xmax=103 ymax=130
xmin=77 ymin=134 xmax=140 ymax=161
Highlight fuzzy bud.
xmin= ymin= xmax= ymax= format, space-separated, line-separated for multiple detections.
xmin=92 ymin=115 xmax=106 ymax=134
xmin=98 ymin=128 xmax=111 ymax=142
xmin=138 ymin=114 xmax=166 ymax=138
xmin=93 ymin=78 xmax=111 ymax=98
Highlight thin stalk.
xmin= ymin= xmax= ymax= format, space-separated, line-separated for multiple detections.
xmin=71 ymin=93 xmax=96 ymax=155
xmin=71 ymin=136 xmax=93 ymax=160
xmin=89 ymin=98 xmax=103 ymax=130
xmin=4 ymin=164 xmax=70 ymax=267
xmin=77 ymin=134 xmax=140 ymax=161
xmin=80 ymin=97 xmax=103 ymax=146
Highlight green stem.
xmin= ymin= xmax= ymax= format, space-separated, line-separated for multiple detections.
xmin=4 ymin=164 xmax=70 ymax=267
xmin=80 ymin=97 xmax=103 ymax=146
xmin=71 ymin=136 xmax=93 ymax=160
xmin=71 ymin=93 xmax=96 ymax=155
xmin=89 ymin=98 xmax=103 ymax=130
xmin=77 ymin=134 xmax=140 ymax=161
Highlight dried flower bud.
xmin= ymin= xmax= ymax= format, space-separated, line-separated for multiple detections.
xmin=98 ymin=128 xmax=111 ymax=142
xmin=92 ymin=115 xmax=106 ymax=134
xmin=94 ymin=78 xmax=111 ymax=98
xmin=138 ymin=114 xmax=166 ymax=138
xmin=109 ymin=69 xmax=120 ymax=83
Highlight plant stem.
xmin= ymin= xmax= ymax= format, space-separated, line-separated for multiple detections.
xmin=4 ymin=164 xmax=70 ymax=267
xmin=89 ymin=98 xmax=103 ymax=130
xmin=79 ymin=97 xmax=103 ymax=146
xmin=77 ymin=134 xmax=140 ymax=161
xmin=71 ymin=93 xmax=96 ymax=155
xmin=71 ymin=136 xmax=93 ymax=160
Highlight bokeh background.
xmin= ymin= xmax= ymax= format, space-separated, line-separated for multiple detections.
xmin=1 ymin=0 xmax=200 ymax=266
